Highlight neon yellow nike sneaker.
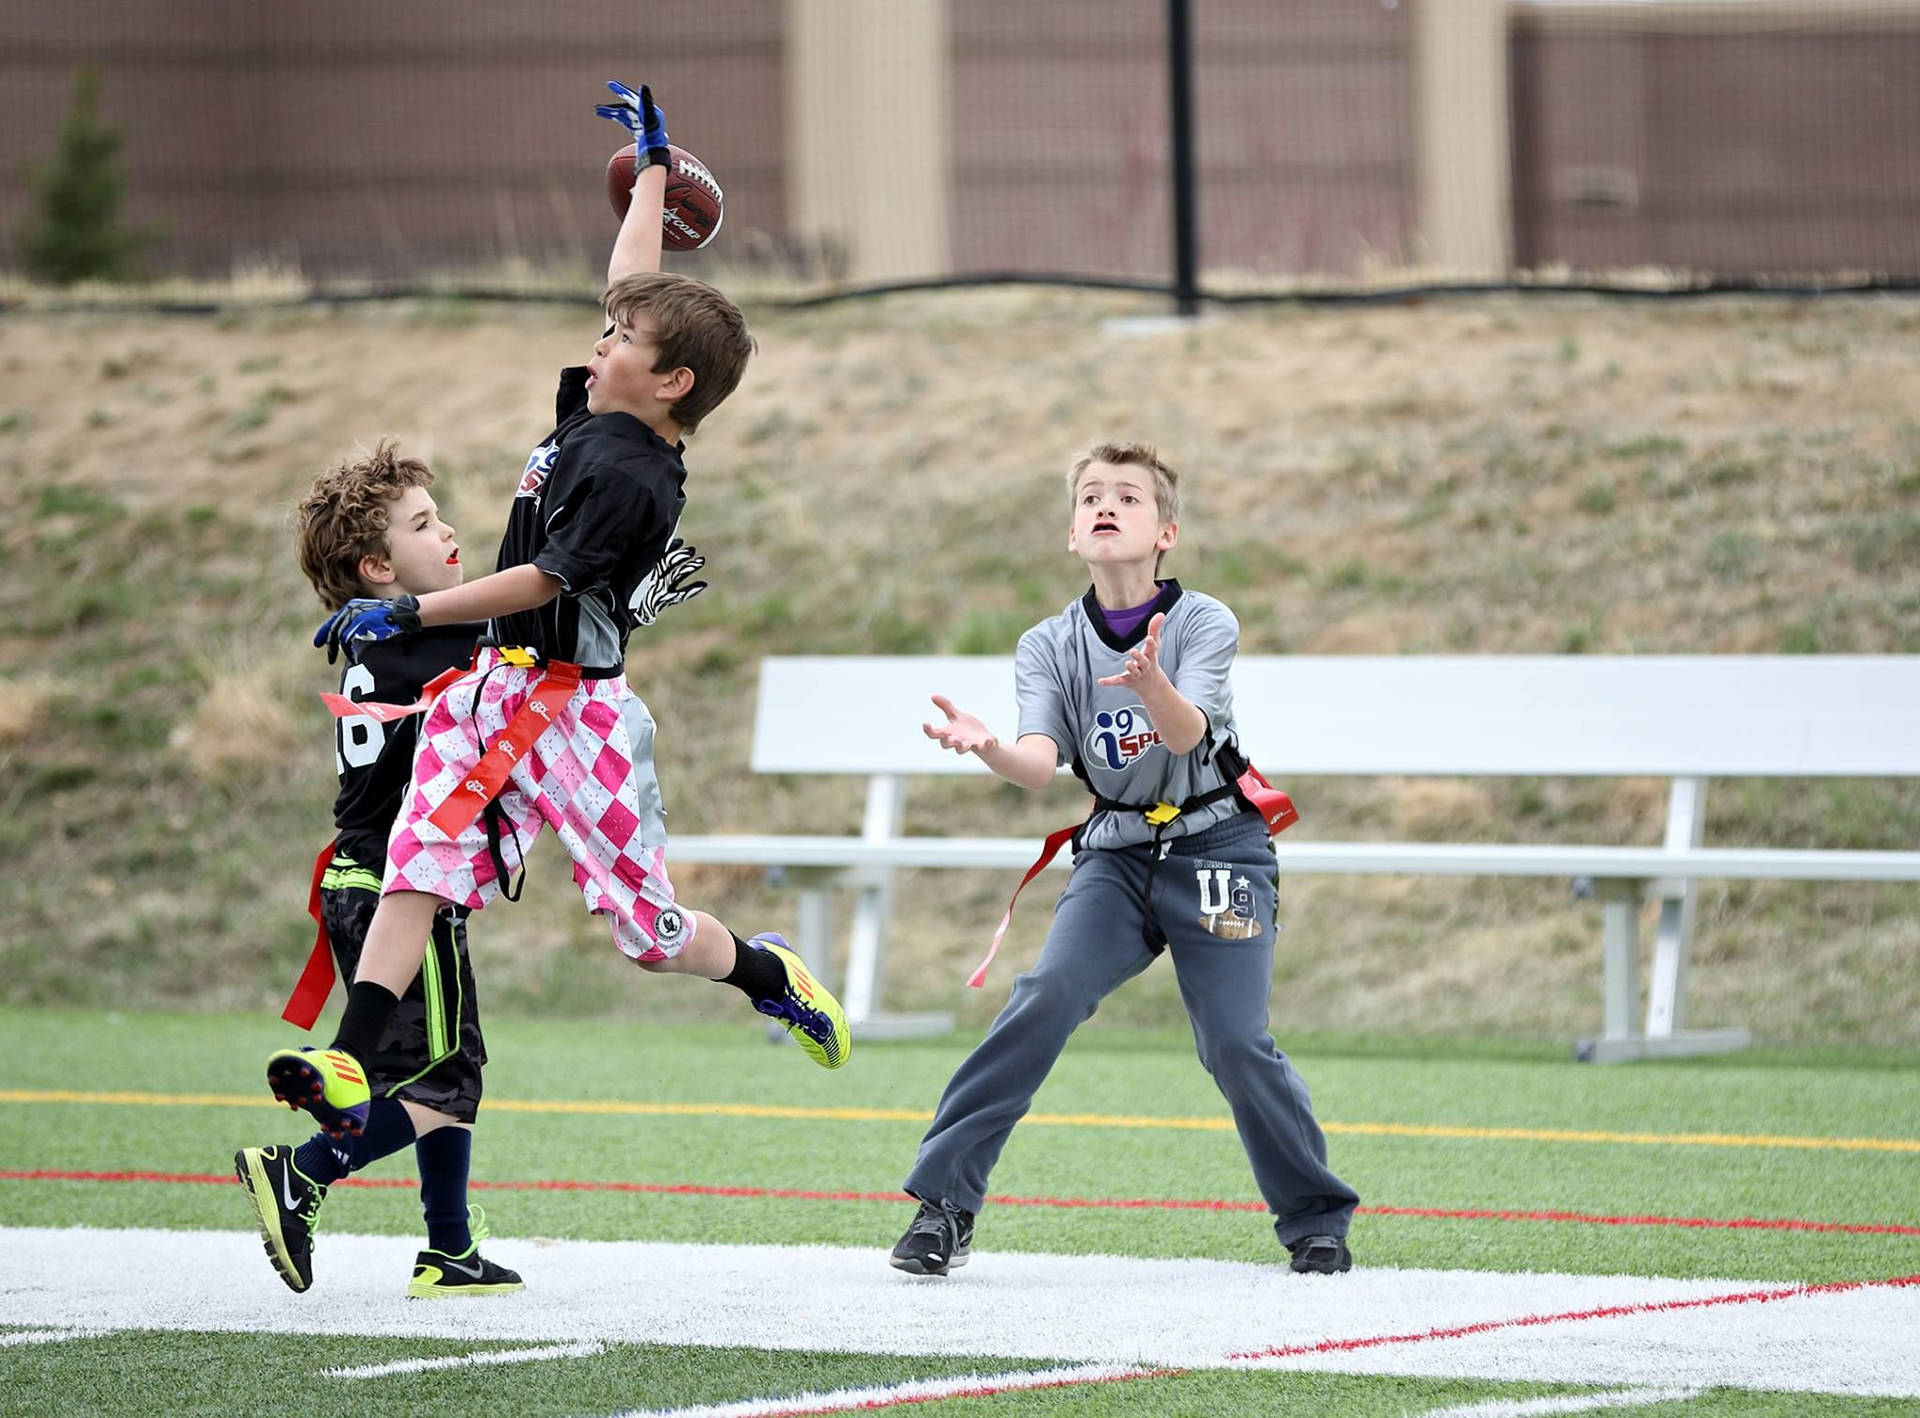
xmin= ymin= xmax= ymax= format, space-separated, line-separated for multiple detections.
xmin=749 ymin=933 xmax=851 ymax=1069
xmin=265 ymin=1046 xmax=371 ymax=1141
xmin=407 ymin=1205 xmax=525 ymax=1299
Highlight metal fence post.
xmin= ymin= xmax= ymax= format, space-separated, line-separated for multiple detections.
xmin=1167 ymin=0 xmax=1199 ymax=316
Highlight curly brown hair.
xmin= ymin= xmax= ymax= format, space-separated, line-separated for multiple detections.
xmin=294 ymin=440 xmax=434 ymax=610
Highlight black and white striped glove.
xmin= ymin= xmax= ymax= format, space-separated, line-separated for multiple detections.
xmin=631 ymin=539 xmax=707 ymax=627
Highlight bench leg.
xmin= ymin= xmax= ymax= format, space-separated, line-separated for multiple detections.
xmin=844 ymin=881 xmax=889 ymax=1026
xmin=1639 ymin=777 xmax=1749 ymax=1060
xmin=1574 ymin=879 xmax=1650 ymax=1063
xmin=795 ymin=886 xmax=833 ymax=983
xmin=1578 ymin=873 xmax=1749 ymax=1064
xmin=1644 ymin=887 xmax=1751 ymax=1055
xmin=842 ymin=775 xmax=905 ymax=1027
xmin=836 ymin=775 xmax=953 ymax=1039
xmin=765 ymin=883 xmax=836 ymax=1047
xmin=1646 ymin=895 xmax=1692 ymax=1036
xmin=1600 ymin=878 xmax=1641 ymax=1047
xmin=1646 ymin=776 xmax=1707 ymax=1038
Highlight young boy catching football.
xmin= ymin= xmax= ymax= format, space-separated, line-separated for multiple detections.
xmin=262 ymin=81 xmax=849 ymax=1163
xmin=890 ymin=443 xmax=1359 ymax=1277
xmin=237 ymin=441 xmax=521 ymax=1299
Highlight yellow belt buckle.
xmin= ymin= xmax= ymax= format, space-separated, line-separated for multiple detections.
xmin=500 ymin=646 xmax=538 ymax=667
xmin=1144 ymin=801 xmax=1182 ymax=828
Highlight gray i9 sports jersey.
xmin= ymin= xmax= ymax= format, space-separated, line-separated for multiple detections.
xmin=1014 ymin=581 xmax=1249 ymax=850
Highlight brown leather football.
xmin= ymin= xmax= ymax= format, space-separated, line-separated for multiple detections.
xmin=606 ymin=145 xmax=724 ymax=251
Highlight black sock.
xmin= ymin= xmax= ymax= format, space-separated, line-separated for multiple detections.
xmin=416 ymin=1125 xmax=474 ymax=1256
xmin=719 ymin=932 xmax=787 ymax=1002
xmin=293 ymin=1097 xmax=415 ymax=1187
xmin=331 ymin=980 xmax=400 ymax=1060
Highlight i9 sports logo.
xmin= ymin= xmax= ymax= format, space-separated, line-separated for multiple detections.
xmin=1086 ymin=704 xmax=1162 ymax=771
xmin=517 ymin=442 xmax=559 ymax=498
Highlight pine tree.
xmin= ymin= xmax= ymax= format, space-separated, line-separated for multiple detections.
xmin=17 ymin=65 xmax=157 ymax=284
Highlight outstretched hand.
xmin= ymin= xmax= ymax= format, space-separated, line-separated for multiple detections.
xmin=1096 ymin=612 xmax=1168 ymax=687
xmin=923 ymin=694 xmax=998 ymax=757
xmin=314 ymin=595 xmax=422 ymax=665
xmin=631 ymin=538 xmax=707 ymax=627
xmin=596 ymin=80 xmax=671 ymax=170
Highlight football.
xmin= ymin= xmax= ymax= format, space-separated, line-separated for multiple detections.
xmin=606 ymin=145 xmax=725 ymax=251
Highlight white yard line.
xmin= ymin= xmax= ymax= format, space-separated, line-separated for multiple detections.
xmin=1415 ymin=1388 xmax=1703 ymax=1417
xmin=3 ymin=1227 xmax=1916 ymax=1399
xmin=607 ymin=1362 xmax=1162 ymax=1418
xmin=0 ymin=1328 xmax=108 ymax=1347
xmin=324 ymin=1340 xmax=604 ymax=1379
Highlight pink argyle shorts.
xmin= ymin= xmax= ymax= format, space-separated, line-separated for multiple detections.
xmin=382 ymin=648 xmax=689 ymax=961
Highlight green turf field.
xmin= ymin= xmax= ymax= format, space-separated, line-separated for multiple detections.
xmin=3 ymin=1006 xmax=1918 ymax=1416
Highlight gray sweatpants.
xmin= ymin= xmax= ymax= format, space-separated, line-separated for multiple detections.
xmin=904 ymin=812 xmax=1359 ymax=1247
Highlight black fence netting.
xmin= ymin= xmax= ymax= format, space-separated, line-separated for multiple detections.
xmin=4 ymin=0 xmax=1919 ymax=301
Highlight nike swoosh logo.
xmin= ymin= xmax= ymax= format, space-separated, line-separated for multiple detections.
xmin=277 ymin=1161 xmax=300 ymax=1213
xmin=443 ymin=1258 xmax=486 ymax=1279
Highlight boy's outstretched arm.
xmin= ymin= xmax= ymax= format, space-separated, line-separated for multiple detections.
xmin=611 ymin=164 xmax=667 ymax=283
xmin=416 ymin=563 xmax=562 ymax=625
xmin=598 ymin=80 xmax=669 ymax=283
xmin=924 ymin=694 xmax=1058 ymax=790
xmin=315 ymin=565 xmax=562 ymax=662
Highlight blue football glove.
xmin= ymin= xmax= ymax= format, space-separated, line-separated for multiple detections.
xmin=314 ymin=594 xmax=421 ymax=664
xmin=595 ymin=80 xmax=671 ymax=171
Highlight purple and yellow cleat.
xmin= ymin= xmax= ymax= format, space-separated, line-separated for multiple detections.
xmin=265 ymin=1046 xmax=371 ymax=1141
xmin=748 ymin=933 xmax=851 ymax=1069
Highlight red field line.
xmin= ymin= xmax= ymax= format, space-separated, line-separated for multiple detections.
xmin=1226 ymin=1272 xmax=1920 ymax=1363
xmin=6 ymin=1168 xmax=1919 ymax=1239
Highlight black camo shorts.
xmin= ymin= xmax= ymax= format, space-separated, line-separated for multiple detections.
xmin=321 ymin=867 xmax=487 ymax=1123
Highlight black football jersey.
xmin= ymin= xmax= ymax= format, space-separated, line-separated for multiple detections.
xmin=330 ymin=623 xmax=483 ymax=870
xmin=487 ymin=368 xmax=688 ymax=673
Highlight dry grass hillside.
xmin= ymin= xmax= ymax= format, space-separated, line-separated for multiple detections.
xmin=2 ymin=288 xmax=1916 ymax=1046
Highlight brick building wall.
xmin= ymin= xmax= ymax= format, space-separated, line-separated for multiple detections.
xmin=1511 ymin=6 xmax=1920 ymax=279
xmin=1 ymin=1 xmax=786 ymax=280
xmin=6 ymin=2 xmax=1917 ymax=287
xmin=947 ymin=0 xmax=1415 ymax=279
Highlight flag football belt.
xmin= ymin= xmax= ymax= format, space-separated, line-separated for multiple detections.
xmin=423 ymin=657 xmax=580 ymax=840
xmin=966 ymin=760 xmax=1299 ymax=989
xmin=315 ymin=644 xmax=540 ymax=723
xmin=282 ymin=840 xmax=345 ymax=1028
xmin=316 ymin=645 xmax=578 ymax=839
xmin=283 ymin=647 xmax=577 ymax=1028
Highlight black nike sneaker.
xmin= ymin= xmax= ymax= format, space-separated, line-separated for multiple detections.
xmin=889 ymin=1198 xmax=974 ymax=1276
xmin=1286 ymin=1234 xmax=1354 ymax=1274
xmin=406 ymin=1205 xmax=525 ymax=1298
xmin=234 ymin=1144 xmax=328 ymax=1293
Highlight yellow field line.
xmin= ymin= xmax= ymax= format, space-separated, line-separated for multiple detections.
xmin=2 ymin=1088 xmax=1915 ymax=1154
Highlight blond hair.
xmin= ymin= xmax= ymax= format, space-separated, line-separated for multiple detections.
xmin=294 ymin=439 xmax=433 ymax=610
xmin=1066 ymin=441 xmax=1180 ymax=523
xmin=602 ymin=272 xmax=756 ymax=434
